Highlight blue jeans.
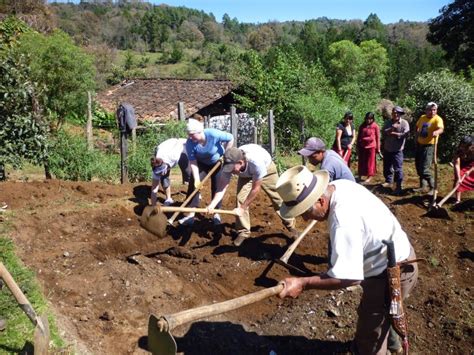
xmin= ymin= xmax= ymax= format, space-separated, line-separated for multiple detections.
xmin=383 ymin=150 xmax=404 ymax=184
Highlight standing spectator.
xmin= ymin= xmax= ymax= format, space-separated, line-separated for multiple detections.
xmin=414 ymin=102 xmax=444 ymax=193
xmin=382 ymin=106 xmax=410 ymax=195
xmin=452 ymin=135 xmax=474 ymax=204
xmin=298 ymin=137 xmax=355 ymax=182
xmin=150 ymin=138 xmax=190 ymax=207
xmin=357 ymin=112 xmax=381 ymax=184
xmin=333 ymin=111 xmax=357 ymax=166
xmin=275 ymin=166 xmax=418 ymax=355
xmin=180 ymin=118 xmax=234 ymax=226
xmin=206 ymin=145 xmax=297 ymax=246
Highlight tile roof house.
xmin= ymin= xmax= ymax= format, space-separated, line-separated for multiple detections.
xmin=96 ymin=78 xmax=236 ymax=122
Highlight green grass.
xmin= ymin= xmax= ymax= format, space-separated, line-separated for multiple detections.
xmin=0 ymin=215 xmax=65 ymax=353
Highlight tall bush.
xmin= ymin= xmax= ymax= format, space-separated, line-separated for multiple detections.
xmin=405 ymin=69 xmax=474 ymax=160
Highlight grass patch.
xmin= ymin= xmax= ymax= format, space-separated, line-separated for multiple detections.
xmin=0 ymin=217 xmax=64 ymax=352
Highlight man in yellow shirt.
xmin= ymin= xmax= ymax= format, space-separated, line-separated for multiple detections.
xmin=414 ymin=102 xmax=444 ymax=193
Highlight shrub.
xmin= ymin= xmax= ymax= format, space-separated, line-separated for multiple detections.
xmin=48 ymin=130 xmax=119 ymax=182
xmin=405 ymin=69 xmax=474 ymax=161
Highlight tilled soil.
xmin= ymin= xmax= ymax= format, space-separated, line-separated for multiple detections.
xmin=0 ymin=172 xmax=472 ymax=354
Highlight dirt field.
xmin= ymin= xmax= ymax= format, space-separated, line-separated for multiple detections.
xmin=0 ymin=166 xmax=473 ymax=354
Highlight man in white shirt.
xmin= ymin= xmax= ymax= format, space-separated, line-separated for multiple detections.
xmin=150 ymin=138 xmax=190 ymax=206
xmin=275 ymin=166 xmax=418 ymax=355
xmin=207 ymin=145 xmax=297 ymax=246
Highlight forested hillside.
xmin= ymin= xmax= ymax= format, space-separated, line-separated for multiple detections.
xmin=47 ymin=1 xmax=448 ymax=99
xmin=1 ymin=0 xmax=472 ymax=178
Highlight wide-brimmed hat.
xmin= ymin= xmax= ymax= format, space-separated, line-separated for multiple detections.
xmin=276 ymin=166 xmax=329 ymax=219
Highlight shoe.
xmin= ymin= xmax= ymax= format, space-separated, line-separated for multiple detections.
xmin=364 ymin=177 xmax=373 ymax=184
xmin=426 ymin=188 xmax=436 ymax=196
xmin=387 ymin=347 xmax=403 ymax=354
xmin=381 ymin=182 xmax=392 ymax=188
xmin=212 ymin=213 xmax=221 ymax=225
xmin=178 ymin=214 xmax=195 ymax=226
xmin=234 ymin=232 xmax=250 ymax=246
xmin=0 ymin=318 xmax=6 ymax=331
xmin=163 ymin=198 xmax=174 ymax=206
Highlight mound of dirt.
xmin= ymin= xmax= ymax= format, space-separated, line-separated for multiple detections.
xmin=0 ymin=174 xmax=472 ymax=354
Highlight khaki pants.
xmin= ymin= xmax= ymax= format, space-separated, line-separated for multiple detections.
xmin=235 ymin=162 xmax=295 ymax=235
xmin=355 ymin=246 xmax=418 ymax=355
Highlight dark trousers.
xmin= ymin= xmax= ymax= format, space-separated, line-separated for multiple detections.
xmin=415 ymin=144 xmax=434 ymax=187
xmin=383 ymin=150 xmax=404 ymax=185
xmin=187 ymin=160 xmax=222 ymax=209
xmin=158 ymin=153 xmax=190 ymax=189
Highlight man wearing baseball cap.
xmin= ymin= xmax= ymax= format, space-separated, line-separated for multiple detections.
xmin=206 ymin=144 xmax=297 ymax=246
xmin=414 ymin=102 xmax=444 ymax=194
xmin=275 ymin=165 xmax=418 ymax=355
xmin=298 ymin=137 xmax=355 ymax=182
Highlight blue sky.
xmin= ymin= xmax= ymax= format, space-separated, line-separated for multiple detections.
xmin=150 ymin=0 xmax=451 ymax=24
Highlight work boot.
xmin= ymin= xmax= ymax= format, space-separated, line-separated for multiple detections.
xmin=234 ymin=231 xmax=250 ymax=246
xmin=413 ymin=180 xmax=429 ymax=193
xmin=393 ymin=182 xmax=403 ymax=196
xmin=0 ymin=318 xmax=6 ymax=331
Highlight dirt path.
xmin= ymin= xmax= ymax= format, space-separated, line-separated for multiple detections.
xmin=0 ymin=173 xmax=472 ymax=354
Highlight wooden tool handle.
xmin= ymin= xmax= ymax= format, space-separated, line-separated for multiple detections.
xmin=0 ymin=262 xmax=39 ymax=326
xmin=161 ymin=283 xmax=284 ymax=331
xmin=280 ymin=220 xmax=317 ymax=264
xmin=161 ymin=206 xmax=239 ymax=216
xmin=168 ymin=159 xmax=223 ymax=223
xmin=437 ymin=167 xmax=474 ymax=208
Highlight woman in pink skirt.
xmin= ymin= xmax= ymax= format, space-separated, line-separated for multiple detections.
xmin=453 ymin=135 xmax=474 ymax=204
xmin=357 ymin=112 xmax=381 ymax=184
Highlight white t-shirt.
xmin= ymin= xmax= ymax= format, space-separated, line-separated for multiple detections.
xmin=326 ymin=179 xmax=411 ymax=280
xmin=155 ymin=138 xmax=187 ymax=168
xmin=224 ymin=144 xmax=272 ymax=181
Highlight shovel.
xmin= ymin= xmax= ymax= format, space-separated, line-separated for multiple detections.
xmin=147 ymin=283 xmax=284 ymax=355
xmin=272 ymin=220 xmax=318 ymax=274
xmin=427 ymin=167 xmax=473 ymax=219
xmin=140 ymin=205 xmax=239 ymax=238
xmin=0 ymin=262 xmax=50 ymax=355
xmin=167 ymin=159 xmax=223 ymax=225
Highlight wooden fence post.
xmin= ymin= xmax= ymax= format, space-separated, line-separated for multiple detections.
xmin=178 ymin=102 xmax=185 ymax=121
xmin=86 ymin=91 xmax=93 ymax=151
xmin=268 ymin=110 xmax=275 ymax=158
xmin=120 ymin=131 xmax=128 ymax=184
xmin=230 ymin=105 xmax=238 ymax=146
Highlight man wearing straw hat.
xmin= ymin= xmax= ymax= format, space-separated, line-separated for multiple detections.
xmin=275 ymin=166 xmax=418 ymax=355
xmin=206 ymin=145 xmax=297 ymax=246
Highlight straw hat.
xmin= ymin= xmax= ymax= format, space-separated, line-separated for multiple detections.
xmin=276 ymin=166 xmax=329 ymax=219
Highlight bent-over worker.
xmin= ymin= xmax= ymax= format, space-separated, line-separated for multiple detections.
xmin=298 ymin=137 xmax=355 ymax=182
xmin=150 ymin=138 xmax=190 ymax=207
xmin=276 ymin=166 xmax=418 ymax=355
xmin=207 ymin=145 xmax=297 ymax=246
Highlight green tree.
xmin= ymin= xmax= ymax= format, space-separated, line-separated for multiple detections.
xmin=359 ymin=13 xmax=388 ymax=46
xmin=328 ymin=39 xmax=388 ymax=105
xmin=0 ymin=17 xmax=48 ymax=170
xmin=428 ymin=0 xmax=474 ymax=73
xmin=232 ymin=47 xmax=335 ymax=149
xmin=406 ymin=69 xmax=474 ymax=160
xmin=17 ymin=29 xmax=96 ymax=131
